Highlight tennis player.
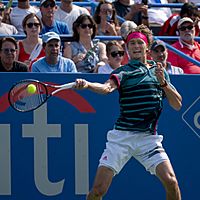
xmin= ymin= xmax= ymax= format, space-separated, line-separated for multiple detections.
xmin=75 ymin=24 xmax=182 ymax=200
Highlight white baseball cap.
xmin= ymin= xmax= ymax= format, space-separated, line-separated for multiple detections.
xmin=42 ymin=32 xmax=60 ymax=43
xmin=177 ymin=17 xmax=194 ymax=29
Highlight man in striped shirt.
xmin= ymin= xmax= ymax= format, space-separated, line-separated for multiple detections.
xmin=75 ymin=25 xmax=182 ymax=200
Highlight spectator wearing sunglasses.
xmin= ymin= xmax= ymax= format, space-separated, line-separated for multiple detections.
xmin=9 ymin=0 xmax=39 ymax=35
xmin=32 ymin=32 xmax=77 ymax=72
xmin=167 ymin=17 xmax=200 ymax=74
xmin=98 ymin=41 xmax=124 ymax=74
xmin=17 ymin=13 xmax=45 ymax=70
xmin=40 ymin=0 xmax=71 ymax=57
xmin=0 ymin=37 xmax=28 ymax=72
xmin=39 ymin=0 xmax=69 ymax=35
xmin=0 ymin=3 xmax=18 ymax=35
xmin=93 ymin=1 xmax=120 ymax=38
xmin=64 ymin=14 xmax=107 ymax=73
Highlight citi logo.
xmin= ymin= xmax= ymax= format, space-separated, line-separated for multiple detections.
xmin=182 ymin=96 xmax=200 ymax=139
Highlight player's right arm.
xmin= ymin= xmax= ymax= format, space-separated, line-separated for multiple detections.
xmin=75 ymin=78 xmax=117 ymax=94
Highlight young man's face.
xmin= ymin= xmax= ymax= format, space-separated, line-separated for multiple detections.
xmin=127 ymin=38 xmax=148 ymax=61
xmin=40 ymin=0 xmax=56 ymax=19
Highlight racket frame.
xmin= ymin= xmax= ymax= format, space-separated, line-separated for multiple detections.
xmin=8 ymin=79 xmax=75 ymax=112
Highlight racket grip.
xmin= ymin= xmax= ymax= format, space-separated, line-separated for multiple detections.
xmin=63 ymin=82 xmax=76 ymax=89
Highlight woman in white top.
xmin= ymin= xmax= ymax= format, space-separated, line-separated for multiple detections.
xmin=98 ymin=41 xmax=124 ymax=74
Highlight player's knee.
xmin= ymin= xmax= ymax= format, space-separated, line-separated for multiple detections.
xmin=165 ymin=173 xmax=179 ymax=191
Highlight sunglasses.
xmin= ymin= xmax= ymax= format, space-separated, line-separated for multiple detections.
xmin=42 ymin=1 xmax=56 ymax=8
xmin=100 ymin=9 xmax=113 ymax=14
xmin=79 ymin=24 xmax=94 ymax=29
xmin=26 ymin=23 xmax=40 ymax=28
xmin=1 ymin=48 xmax=16 ymax=54
xmin=179 ymin=25 xmax=194 ymax=31
xmin=110 ymin=51 xmax=124 ymax=58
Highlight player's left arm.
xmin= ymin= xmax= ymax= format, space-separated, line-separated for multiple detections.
xmin=155 ymin=63 xmax=182 ymax=111
xmin=161 ymin=81 xmax=182 ymax=111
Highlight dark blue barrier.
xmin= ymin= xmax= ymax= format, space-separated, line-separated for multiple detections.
xmin=0 ymin=73 xmax=199 ymax=200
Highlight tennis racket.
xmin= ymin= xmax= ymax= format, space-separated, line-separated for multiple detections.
xmin=8 ymin=79 xmax=76 ymax=112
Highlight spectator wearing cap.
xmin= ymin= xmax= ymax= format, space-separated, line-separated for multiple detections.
xmin=39 ymin=0 xmax=70 ymax=55
xmin=9 ymin=0 xmax=39 ymax=35
xmin=31 ymin=32 xmax=77 ymax=72
xmin=150 ymin=40 xmax=184 ymax=74
xmin=39 ymin=0 xmax=70 ymax=35
xmin=167 ymin=17 xmax=200 ymax=74
xmin=0 ymin=37 xmax=28 ymax=72
xmin=159 ymin=2 xmax=200 ymax=36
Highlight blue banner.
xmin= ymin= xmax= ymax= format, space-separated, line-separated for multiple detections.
xmin=0 ymin=73 xmax=199 ymax=200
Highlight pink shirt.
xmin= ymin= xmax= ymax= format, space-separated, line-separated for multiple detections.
xmin=167 ymin=40 xmax=200 ymax=74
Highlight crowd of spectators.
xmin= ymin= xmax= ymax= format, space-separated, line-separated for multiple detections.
xmin=0 ymin=0 xmax=199 ymax=74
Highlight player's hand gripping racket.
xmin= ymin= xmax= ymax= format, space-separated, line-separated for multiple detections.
xmin=8 ymin=79 xmax=76 ymax=112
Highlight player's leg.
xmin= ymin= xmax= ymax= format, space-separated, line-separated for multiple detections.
xmin=86 ymin=129 xmax=132 ymax=200
xmin=133 ymin=134 xmax=181 ymax=200
xmin=86 ymin=166 xmax=114 ymax=200
xmin=156 ymin=160 xmax=181 ymax=200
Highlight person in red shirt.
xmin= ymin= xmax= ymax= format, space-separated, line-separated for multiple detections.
xmin=159 ymin=2 xmax=200 ymax=37
xmin=167 ymin=17 xmax=200 ymax=74
xmin=18 ymin=13 xmax=45 ymax=71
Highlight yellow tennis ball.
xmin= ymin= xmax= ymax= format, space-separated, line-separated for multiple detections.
xmin=27 ymin=84 xmax=37 ymax=94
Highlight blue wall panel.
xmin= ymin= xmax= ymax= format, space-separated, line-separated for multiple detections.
xmin=0 ymin=73 xmax=199 ymax=200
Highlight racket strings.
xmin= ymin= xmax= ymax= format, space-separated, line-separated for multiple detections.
xmin=9 ymin=82 xmax=48 ymax=112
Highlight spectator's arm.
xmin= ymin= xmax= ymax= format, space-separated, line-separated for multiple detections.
xmin=63 ymin=42 xmax=72 ymax=58
xmin=98 ymin=42 xmax=108 ymax=63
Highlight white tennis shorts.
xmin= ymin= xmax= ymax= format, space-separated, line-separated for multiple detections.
xmin=99 ymin=129 xmax=169 ymax=175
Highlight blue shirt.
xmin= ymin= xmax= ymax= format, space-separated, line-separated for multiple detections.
xmin=41 ymin=20 xmax=69 ymax=35
xmin=32 ymin=56 xmax=77 ymax=72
